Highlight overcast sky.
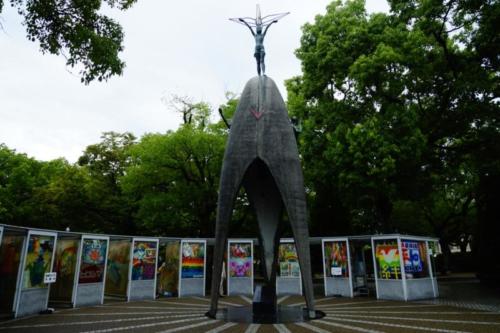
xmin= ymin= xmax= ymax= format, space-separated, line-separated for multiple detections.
xmin=0 ymin=1 xmax=389 ymax=162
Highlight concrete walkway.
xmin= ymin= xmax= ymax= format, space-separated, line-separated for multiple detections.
xmin=419 ymin=277 xmax=500 ymax=312
xmin=1 ymin=295 xmax=499 ymax=333
xmin=2 ymin=278 xmax=500 ymax=333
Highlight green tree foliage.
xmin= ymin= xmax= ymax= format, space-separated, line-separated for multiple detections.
xmin=287 ymin=0 xmax=498 ymax=255
xmin=120 ymin=97 xmax=228 ymax=236
xmin=117 ymin=94 xmax=257 ymax=238
xmin=0 ymin=95 xmax=243 ymax=237
xmin=0 ymin=144 xmax=102 ymax=231
xmin=78 ymin=131 xmax=136 ymax=189
xmin=166 ymin=95 xmax=212 ymax=130
xmin=287 ymin=0 xmax=427 ymax=235
xmin=32 ymin=160 xmax=103 ymax=232
xmin=0 ymin=144 xmax=42 ymax=225
xmin=1 ymin=0 xmax=137 ymax=83
xmin=78 ymin=131 xmax=137 ymax=233
xmin=121 ymin=126 xmax=225 ymax=236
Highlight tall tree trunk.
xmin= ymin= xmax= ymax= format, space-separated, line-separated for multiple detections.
xmin=376 ymin=194 xmax=393 ymax=233
xmin=477 ymin=173 xmax=500 ymax=284
xmin=439 ymin=238 xmax=451 ymax=275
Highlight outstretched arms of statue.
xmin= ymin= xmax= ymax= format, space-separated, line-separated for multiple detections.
xmin=239 ymin=18 xmax=256 ymax=36
xmin=229 ymin=9 xmax=289 ymax=76
xmin=263 ymin=20 xmax=278 ymax=37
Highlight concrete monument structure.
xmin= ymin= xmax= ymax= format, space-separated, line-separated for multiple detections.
xmin=207 ymin=6 xmax=316 ymax=321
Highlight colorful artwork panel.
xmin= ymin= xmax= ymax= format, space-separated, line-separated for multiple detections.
xmin=132 ymin=241 xmax=157 ymax=281
xmin=23 ymin=234 xmax=55 ymax=289
xmin=375 ymin=240 xmax=402 ymax=280
xmin=324 ymin=240 xmax=349 ymax=278
xmin=0 ymin=234 xmax=24 ymax=313
xmin=157 ymin=241 xmax=180 ymax=296
xmin=181 ymin=241 xmax=204 ymax=279
xmin=402 ymin=240 xmax=429 ymax=279
xmin=106 ymin=240 xmax=131 ymax=295
xmin=79 ymin=238 xmax=107 ymax=284
xmin=50 ymin=239 xmax=78 ymax=300
xmin=278 ymin=242 xmax=300 ymax=278
xmin=229 ymin=243 xmax=252 ymax=278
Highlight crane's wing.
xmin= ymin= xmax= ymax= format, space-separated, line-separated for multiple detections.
xmin=261 ymin=12 xmax=289 ymax=25
xmin=230 ymin=12 xmax=289 ymax=28
xmin=229 ymin=17 xmax=258 ymax=28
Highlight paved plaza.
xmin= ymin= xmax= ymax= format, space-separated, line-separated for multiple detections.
xmin=1 ymin=294 xmax=499 ymax=333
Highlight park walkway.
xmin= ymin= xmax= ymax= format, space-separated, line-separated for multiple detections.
xmin=0 ymin=294 xmax=499 ymax=333
xmin=419 ymin=277 xmax=500 ymax=313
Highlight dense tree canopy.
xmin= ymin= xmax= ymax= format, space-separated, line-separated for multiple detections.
xmin=0 ymin=97 xmax=240 ymax=236
xmin=121 ymin=125 xmax=225 ymax=237
xmin=286 ymin=0 xmax=498 ymax=274
xmin=1 ymin=0 xmax=136 ymax=83
xmin=0 ymin=144 xmax=102 ymax=231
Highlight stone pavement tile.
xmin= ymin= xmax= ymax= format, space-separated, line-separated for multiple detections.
xmin=152 ymin=298 xmax=208 ymax=306
xmin=329 ymin=310 xmax=500 ymax=322
xmin=141 ymin=318 xmax=221 ymax=332
xmin=142 ymin=299 xmax=210 ymax=307
xmin=317 ymin=299 xmax=391 ymax=308
xmin=419 ymin=299 xmax=500 ymax=313
xmin=308 ymin=318 xmax=387 ymax=332
xmin=332 ymin=314 xmax=499 ymax=332
xmin=254 ymin=324 xmax=279 ymax=333
xmin=191 ymin=296 xmax=250 ymax=307
xmin=432 ymin=281 xmax=500 ymax=312
xmin=218 ymin=323 xmax=254 ymax=333
xmin=4 ymin=296 xmax=500 ymax=333
xmin=321 ymin=316 xmax=461 ymax=333
xmin=77 ymin=307 xmax=204 ymax=314
xmin=319 ymin=303 xmax=442 ymax=311
xmin=278 ymin=296 xmax=303 ymax=306
xmin=0 ymin=313 xmax=208 ymax=333
xmin=290 ymin=322 xmax=333 ymax=333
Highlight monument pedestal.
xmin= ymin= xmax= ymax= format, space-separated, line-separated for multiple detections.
xmin=252 ymin=284 xmax=276 ymax=316
xmin=209 ymin=284 xmax=324 ymax=323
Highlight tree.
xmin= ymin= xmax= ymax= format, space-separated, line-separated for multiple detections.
xmin=121 ymin=96 xmax=234 ymax=236
xmin=119 ymin=94 xmax=262 ymax=237
xmin=287 ymin=0 xmax=427 ymax=234
xmin=165 ymin=95 xmax=212 ymax=129
xmin=287 ymin=0 xmax=498 ymax=259
xmin=388 ymin=0 xmax=499 ymax=279
xmin=32 ymin=159 xmax=105 ymax=232
xmin=0 ymin=144 xmax=102 ymax=231
xmin=1 ymin=0 xmax=137 ymax=83
xmin=121 ymin=126 xmax=225 ymax=236
xmin=77 ymin=131 xmax=137 ymax=234
xmin=0 ymin=144 xmax=42 ymax=225
xmin=78 ymin=131 xmax=136 ymax=189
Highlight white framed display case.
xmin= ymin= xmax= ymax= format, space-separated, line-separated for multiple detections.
xmin=322 ymin=237 xmax=353 ymax=297
xmin=14 ymin=230 xmax=57 ymax=318
xmin=227 ymin=239 xmax=254 ymax=296
xmin=372 ymin=235 xmax=439 ymax=301
xmin=127 ymin=237 xmax=159 ymax=301
xmin=72 ymin=235 xmax=109 ymax=307
xmin=276 ymin=238 xmax=302 ymax=296
xmin=178 ymin=239 xmax=207 ymax=297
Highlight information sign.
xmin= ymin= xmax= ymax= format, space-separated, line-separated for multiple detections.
xmin=44 ymin=272 xmax=57 ymax=283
